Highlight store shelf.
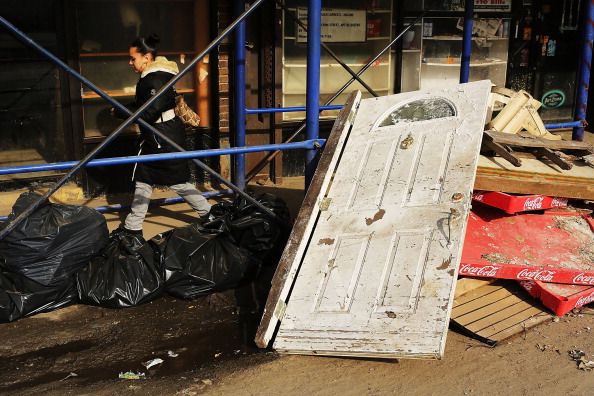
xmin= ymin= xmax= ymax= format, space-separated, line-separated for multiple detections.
xmin=79 ymin=50 xmax=196 ymax=58
xmin=284 ymin=88 xmax=390 ymax=95
xmin=403 ymin=49 xmax=421 ymax=53
xmin=82 ymin=88 xmax=194 ymax=99
xmin=422 ymin=35 xmax=509 ymax=41
xmin=283 ymin=62 xmax=389 ymax=67
xmin=422 ymin=59 xmax=507 ymax=67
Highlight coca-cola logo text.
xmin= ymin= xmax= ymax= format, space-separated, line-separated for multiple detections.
xmin=551 ymin=197 xmax=568 ymax=208
xmin=516 ymin=268 xmax=555 ymax=282
xmin=459 ymin=264 xmax=499 ymax=277
xmin=473 ymin=193 xmax=484 ymax=202
xmin=576 ymin=291 xmax=594 ymax=307
xmin=573 ymin=273 xmax=594 ymax=285
xmin=523 ymin=196 xmax=544 ymax=211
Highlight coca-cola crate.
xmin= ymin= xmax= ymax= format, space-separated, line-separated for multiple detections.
xmin=472 ymin=191 xmax=567 ymax=214
xmin=519 ymin=280 xmax=594 ymax=316
xmin=461 ymin=206 xmax=594 ymax=286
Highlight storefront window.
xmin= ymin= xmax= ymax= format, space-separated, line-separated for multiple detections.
xmin=76 ymin=0 xmax=197 ymax=139
xmin=379 ymin=98 xmax=456 ymax=126
xmin=281 ymin=0 xmax=395 ymax=121
xmin=0 ymin=0 xmax=67 ymax=181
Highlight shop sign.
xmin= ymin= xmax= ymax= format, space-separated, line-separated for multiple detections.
xmin=473 ymin=0 xmax=512 ymax=12
xmin=297 ymin=8 xmax=366 ymax=43
xmin=541 ymin=90 xmax=566 ymax=109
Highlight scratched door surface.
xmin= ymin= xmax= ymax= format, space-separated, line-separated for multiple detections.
xmin=273 ymin=81 xmax=492 ymax=359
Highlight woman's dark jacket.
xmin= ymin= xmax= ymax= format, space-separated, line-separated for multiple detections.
xmin=129 ymin=58 xmax=190 ymax=186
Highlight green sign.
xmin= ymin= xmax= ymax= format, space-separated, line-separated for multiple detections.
xmin=541 ymin=90 xmax=566 ymax=109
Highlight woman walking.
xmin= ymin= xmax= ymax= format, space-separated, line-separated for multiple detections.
xmin=120 ymin=34 xmax=211 ymax=235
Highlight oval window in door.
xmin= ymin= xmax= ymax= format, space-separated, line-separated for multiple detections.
xmin=379 ymin=98 xmax=456 ymax=127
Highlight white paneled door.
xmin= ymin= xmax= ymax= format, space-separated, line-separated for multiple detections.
xmin=267 ymin=81 xmax=491 ymax=359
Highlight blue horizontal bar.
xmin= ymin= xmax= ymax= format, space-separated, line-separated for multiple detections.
xmin=0 ymin=190 xmax=233 ymax=221
xmin=0 ymin=139 xmax=326 ymax=176
xmin=246 ymin=105 xmax=344 ymax=114
xmin=545 ymin=121 xmax=583 ymax=130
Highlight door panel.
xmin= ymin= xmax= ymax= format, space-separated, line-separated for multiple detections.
xmin=271 ymin=81 xmax=491 ymax=359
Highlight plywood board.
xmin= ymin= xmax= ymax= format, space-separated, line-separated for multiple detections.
xmin=451 ymin=281 xmax=552 ymax=345
xmin=271 ymin=81 xmax=492 ymax=359
xmin=475 ymin=155 xmax=594 ymax=200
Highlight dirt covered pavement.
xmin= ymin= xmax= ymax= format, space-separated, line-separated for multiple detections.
xmin=3 ymin=180 xmax=594 ymax=395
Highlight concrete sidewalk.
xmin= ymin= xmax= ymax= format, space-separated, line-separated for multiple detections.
xmin=0 ymin=178 xmax=305 ymax=239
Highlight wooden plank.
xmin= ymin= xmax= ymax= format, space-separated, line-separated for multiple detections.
xmin=454 ymin=278 xmax=496 ymax=299
xmin=486 ymin=130 xmax=594 ymax=152
xmin=453 ymin=283 xmax=506 ymax=306
xmin=451 ymin=282 xmax=552 ymax=345
xmin=475 ymin=155 xmax=594 ymax=200
xmin=451 ymin=288 xmax=516 ymax=317
xmin=479 ymin=306 xmax=548 ymax=338
xmin=486 ymin=312 xmax=551 ymax=341
xmin=462 ymin=300 xmax=534 ymax=331
xmin=254 ymin=91 xmax=361 ymax=348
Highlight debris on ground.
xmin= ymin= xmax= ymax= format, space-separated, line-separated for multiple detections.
xmin=143 ymin=358 xmax=164 ymax=369
xmin=60 ymin=372 xmax=78 ymax=381
xmin=118 ymin=371 xmax=146 ymax=380
xmin=569 ymin=349 xmax=594 ymax=371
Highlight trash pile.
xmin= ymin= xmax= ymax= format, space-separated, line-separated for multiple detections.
xmin=0 ymin=192 xmax=289 ymax=322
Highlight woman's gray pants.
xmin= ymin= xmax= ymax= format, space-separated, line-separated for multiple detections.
xmin=124 ymin=181 xmax=212 ymax=231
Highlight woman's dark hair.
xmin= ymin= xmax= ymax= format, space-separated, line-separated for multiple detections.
xmin=131 ymin=33 xmax=160 ymax=58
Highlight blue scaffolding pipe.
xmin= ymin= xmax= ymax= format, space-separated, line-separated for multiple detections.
xmin=0 ymin=190 xmax=233 ymax=222
xmin=305 ymin=0 xmax=322 ymax=187
xmin=574 ymin=0 xmax=594 ymax=141
xmin=0 ymin=0 xmax=274 ymax=240
xmin=246 ymin=105 xmax=344 ymax=114
xmin=545 ymin=120 xmax=584 ymax=130
xmin=233 ymin=0 xmax=247 ymax=190
xmin=0 ymin=140 xmax=326 ymax=176
xmin=459 ymin=0 xmax=474 ymax=83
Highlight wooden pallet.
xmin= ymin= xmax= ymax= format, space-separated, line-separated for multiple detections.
xmin=451 ymin=281 xmax=552 ymax=345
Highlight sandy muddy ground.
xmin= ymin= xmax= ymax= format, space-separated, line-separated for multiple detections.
xmin=2 ymin=180 xmax=594 ymax=395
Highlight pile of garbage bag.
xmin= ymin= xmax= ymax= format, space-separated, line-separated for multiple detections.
xmin=76 ymin=229 xmax=164 ymax=308
xmin=0 ymin=192 xmax=109 ymax=322
xmin=0 ymin=192 xmax=290 ymax=322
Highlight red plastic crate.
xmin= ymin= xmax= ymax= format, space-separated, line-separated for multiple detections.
xmin=472 ymin=191 xmax=568 ymax=214
xmin=460 ymin=206 xmax=594 ymax=286
xmin=519 ymin=280 xmax=594 ymax=316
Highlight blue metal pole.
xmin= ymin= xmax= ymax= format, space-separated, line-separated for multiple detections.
xmin=545 ymin=121 xmax=584 ymax=130
xmin=246 ymin=105 xmax=344 ymax=114
xmin=573 ymin=0 xmax=594 ymax=141
xmin=305 ymin=0 xmax=322 ymax=188
xmin=234 ymin=0 xmax=247 ymax=189
xmin=0 ymin=140 xmax=326 ymax=176
xmin=460 ymin=0 xmax=474 ymax=83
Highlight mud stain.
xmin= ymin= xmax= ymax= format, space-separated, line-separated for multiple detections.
xmin=437 ymin=256 xmax=452 ymax=270
xmin=365 ymin=209 xmax=386 ymax=226
xmin=318 ymin=238 xmax=335 ymax=246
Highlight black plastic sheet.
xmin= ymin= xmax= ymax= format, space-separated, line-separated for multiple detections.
xmin=0 ymin=270 xmax=77 ymax=323
xmin=0 ymin=192 xmax=109 ymax=286
xmin=152 ymin=225 xmax=260 ymax=299
xmin=76 ymin=229 xmax=164 ymax=308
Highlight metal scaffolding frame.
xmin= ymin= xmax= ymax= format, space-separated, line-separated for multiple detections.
xmin=0 ymin=0 xmax=592 ymax=239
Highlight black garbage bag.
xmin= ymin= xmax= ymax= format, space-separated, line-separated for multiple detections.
xmin=76 ymin=229 xmax=164 ymax=308
xmin=0 ymin=192 xmax=109 ymax=286
xmin=207 ymin=193 xmax=290 ymax=265
xmin=151 ymin=224 xmax=260 ymax=299
xmin=0 ymin=269 xmax=77 ymax=323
